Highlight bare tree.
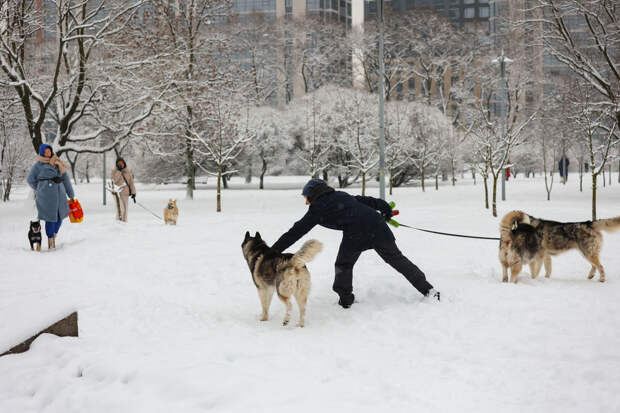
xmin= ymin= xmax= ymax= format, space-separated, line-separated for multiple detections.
xmin=568 ymin=83 xmax=618 ymax=220
xmin=0 ymin=0 xmax=154 ymax=155
xmin=289 ymin=89 xmax=332 ymax=178
xmin=332 ymin=88 xmax=378 ymax=195
xmin=536 ymin=0 xmax=620 ymax=129
xmin=132 ymin=0 xmax=231 ymax=199
xmin=0 ymin=93 xmax=29 ymax=201
xmin=192 ymin=90 xmax=252 ymax=212
xmin=469 ymin=65 xmax=536 ymax=217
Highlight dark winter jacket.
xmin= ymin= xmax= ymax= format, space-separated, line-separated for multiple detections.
xmin=272 ymin=190 xmax=395 ymax=253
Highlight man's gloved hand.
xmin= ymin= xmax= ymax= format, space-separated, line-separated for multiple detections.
xmin=380 ymin=206 xmax=393 ymax=222
xmin=131 ymin=194 xmax=136 ymax=203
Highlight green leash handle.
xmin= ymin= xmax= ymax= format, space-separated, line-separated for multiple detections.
xmin=388 ymin=201 xmax=400 ymax=227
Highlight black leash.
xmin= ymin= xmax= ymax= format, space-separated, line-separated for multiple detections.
xmin=136 ymin=201 xmax=163 ymax=221
xmin=395 ymin=223 xmax=500 ymax=241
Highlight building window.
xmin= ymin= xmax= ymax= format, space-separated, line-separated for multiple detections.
xmin=449 ymin=8 xmax=459 ymax=19
xmin=479 ymin=6 xmax=489 ymax=17
xmin=464 ymin=7 xmax=475 ymax=18
xmin=464 ymin=0 xmax=474 ymax=3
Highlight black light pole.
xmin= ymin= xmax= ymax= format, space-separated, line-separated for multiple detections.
xmin=103 ymin=151 xmax=107 ymax=206
xmin=377 ymin=0 xmax=386 ymax=200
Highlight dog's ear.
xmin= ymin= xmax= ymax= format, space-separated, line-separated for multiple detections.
xmin=244 ymin=231 xmax=251 ymax=241
xmin=255 ymin=231 xmax=261 ymax=240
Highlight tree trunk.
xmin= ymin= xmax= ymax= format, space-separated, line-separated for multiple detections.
xmin=259 ymin=158 xmax=267 ymax=190
xmin=592 ymin=172 xmax=597 ymax=221
xmin=579 ymin=162 xmax=584 ymax=192
xmin=222 ymin=174 xmax=229 ymax=189
xmin=389 ymin=169 xmax=393 ymax=195
xmin=602 ymin=167 xmax=606 ymax=187
xmin=217 ymin=166 xmax=222 ymax=212
xmin=609 ymin=164 xmax=612 ymax=186
xmin=322 ymin=169 xmax=328 ymax=181
xmin=85 ymin=160 xmax=90 ymax=183
xmin=245 ymin=164 xmax=252 ymax=184
xmin=435 ymin=174 xmax=439 ymax=190
xmin=492 ymin=174 xmax=499 ymax=217
xmin=483 ymin=176 xmax=489 ymax=209
xmin=472 ymin=168 xmax=476 ymax=185
xmin=185 ymin=137 xmax=195 ymax=200
xmin=2 ymin=178 xmax=12 ymax=202
xmin=361 ymin=172 xmax=366 ymax=196
xmin=618 ymin=159 xmax=619 ymax=184
xmin=451 ymin=159 xmax=456 ymax=186
xmin=421 ymin=167 xmax=425 ymax=192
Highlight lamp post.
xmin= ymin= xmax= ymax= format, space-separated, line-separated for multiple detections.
xmin=377 ymin=0 xmax=386 ymax=200
xmin=492 ymin=51 xmax=512 ymax=202
xmin=102 ymin=151 xmax=107 ymax=206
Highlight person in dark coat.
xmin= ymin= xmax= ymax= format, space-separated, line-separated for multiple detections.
xmin=558 ymin=155 xmax=570 ymax=182
xmin=26 ymin=144 xmax=75 ymax=249
xmin=271 ymin=179 xmax=439 ymax=308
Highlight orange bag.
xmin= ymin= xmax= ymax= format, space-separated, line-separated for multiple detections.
xmin=68 ymin=199 xmax=84 ymax=223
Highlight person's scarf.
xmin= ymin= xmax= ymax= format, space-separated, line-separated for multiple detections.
xmin=38 ymin=154 xmax=67 ymax=175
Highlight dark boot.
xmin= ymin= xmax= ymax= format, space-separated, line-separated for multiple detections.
xmin=338 ymin=293 xmax=355 ymax=309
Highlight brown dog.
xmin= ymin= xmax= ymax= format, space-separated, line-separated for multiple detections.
xmin=499 ymin=210 xmax=620 ymax=283
xmin=163 ymin=199 xmax=178 ymax=225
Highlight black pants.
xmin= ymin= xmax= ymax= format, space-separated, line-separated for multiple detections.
xmin=333 ymin=236 xmax=433 ymax=297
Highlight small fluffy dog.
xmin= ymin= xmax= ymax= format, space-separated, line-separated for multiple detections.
xmin=163 ymin=199 xmax=178 ymax=225
xmin=241 ymin=232 xmax=322 ymax=327
xmin=499 ymin=210 xmax=620 ymax=283
xmin=28 ymin=220 xmax=42 ymax=251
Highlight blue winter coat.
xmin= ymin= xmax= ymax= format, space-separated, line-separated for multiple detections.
xmin=27 ymin=162 xmax=75 ymax=222
xmin=272 ymin=191 xmax=395 ymax=252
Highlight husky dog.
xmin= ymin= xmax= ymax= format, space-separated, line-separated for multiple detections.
xmin=28 ymin=220 xmax=42 ymax=251
xmin=499 ymin=210 xmax=620 ymax=283
xmin=163 ymin=199 xmax=178 ymax=225
xmin=241 ymin=232 xmax=322 ymax=327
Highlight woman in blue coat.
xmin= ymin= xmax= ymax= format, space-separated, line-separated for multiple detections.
xmin=27 ymin=144 xmax=75 ymax=249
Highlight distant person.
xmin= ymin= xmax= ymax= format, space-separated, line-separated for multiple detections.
xmin=110 ymin=157 xmax=137 ymax=222
xmin=271 ymin=179 xmax=440 ymax=308
xmin=559 ymin=155 xmax=570 ymax=182
xmin=27 ymin=144 xmax=75 ymax=250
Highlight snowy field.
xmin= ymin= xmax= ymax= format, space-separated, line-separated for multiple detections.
xmin=1 ymin=175 xmax=620 ymax=413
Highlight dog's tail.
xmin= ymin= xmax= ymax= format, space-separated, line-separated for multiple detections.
xmin=499 ymin=210 xmax=530 ymax=239
xmin=592 ymin=216 xmax=620 ymax=233
xmin=291 ymin=240 xmax=323 ymax=268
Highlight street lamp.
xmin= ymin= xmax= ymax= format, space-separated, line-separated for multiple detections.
xmin=376 ymin=0 xmax=386 ymax=200
xmin=492 ymin=51 xmax=512 ymax=202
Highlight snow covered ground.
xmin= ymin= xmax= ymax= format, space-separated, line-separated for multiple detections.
xmin=1 ymin=175 xmax=620 ymax=413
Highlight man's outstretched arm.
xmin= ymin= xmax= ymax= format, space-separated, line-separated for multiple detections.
xmin=272 ymin=210 xmax=320 ymax=252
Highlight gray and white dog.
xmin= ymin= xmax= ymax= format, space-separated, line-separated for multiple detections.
xmin=242 ymin=231 xmax=322 ymax=327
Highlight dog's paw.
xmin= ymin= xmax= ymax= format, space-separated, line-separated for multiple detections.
xmin=282 ymin=319 xmax=289 ymax=326
xmin=296 ymin=322 xmax=304 ymax=328
xmin=260 ymin=315 xmax=268 ymax=321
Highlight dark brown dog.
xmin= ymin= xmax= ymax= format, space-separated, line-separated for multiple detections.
xmin=241 ymin=232 xmax=322 ymax=327
xmin=499 ymin=210 xmax=620 ymax=283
